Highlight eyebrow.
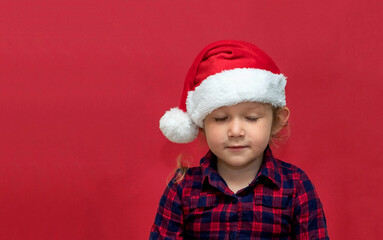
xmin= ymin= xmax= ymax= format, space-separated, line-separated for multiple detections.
xmin=214 ymin=107 xmax=266 ymax=115
xmin=243 ymin=105 xmax=267 ymax=111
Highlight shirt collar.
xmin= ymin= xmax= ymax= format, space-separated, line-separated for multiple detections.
xmin=200 ymin=151 xmax=231 ymax=194
xmin=200 ymin=145 xmax=282 ymax=190
xmin=255 ymin=146 xmax=282 ymax=189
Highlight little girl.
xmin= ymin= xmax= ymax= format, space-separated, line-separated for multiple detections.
xmin=150 ymin=40 xmax=329 ymax=239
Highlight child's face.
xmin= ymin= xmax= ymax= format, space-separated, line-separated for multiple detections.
xmin=203 ymin=102 xmax=274 ymax=171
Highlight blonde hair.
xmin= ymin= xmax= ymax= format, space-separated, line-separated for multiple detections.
xmin=170 ymin=153 xmax=191 ymax=184
xmin=172 ymin=104 xmax=290 ymax=183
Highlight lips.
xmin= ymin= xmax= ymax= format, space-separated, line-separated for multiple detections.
xmin=226 ymin=145 xmax=248 ymax=151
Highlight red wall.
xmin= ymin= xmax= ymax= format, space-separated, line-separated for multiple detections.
xmin=1 ymin=1 xmax=382 ymax=239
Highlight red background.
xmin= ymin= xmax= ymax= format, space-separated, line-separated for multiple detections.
xmin=1 ymin=1 xmax=382 ymax=239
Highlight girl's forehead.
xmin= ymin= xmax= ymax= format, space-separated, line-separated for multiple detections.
xmin=211 ymin=102 xmax=271 ymax=113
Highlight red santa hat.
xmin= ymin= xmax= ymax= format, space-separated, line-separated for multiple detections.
xmin=160 ymin=40 xmax=287 ymax=143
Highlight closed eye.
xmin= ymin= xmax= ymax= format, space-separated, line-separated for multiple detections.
xmin=246 ymin=117 xmax=259 ymax=122
xmin=214 ymin=117 xmax=228 ymax=122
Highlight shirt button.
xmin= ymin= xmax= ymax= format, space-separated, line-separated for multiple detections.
xmin=231 ymin=198 xmax=238 ymax=204
xmin=229 ymin=232 xmax=236 ymax=240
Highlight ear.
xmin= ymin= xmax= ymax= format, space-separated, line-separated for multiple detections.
xmin=272 ymin=107 xmax=290 ymax=135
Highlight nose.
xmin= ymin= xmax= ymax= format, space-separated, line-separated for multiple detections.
xmin=228 ymin=118 xmax=245 ymax=138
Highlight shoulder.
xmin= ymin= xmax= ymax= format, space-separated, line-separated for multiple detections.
xmin=274 ymin=158 xmax=322 ymax=206
xmin=273 ymin=158 xmax=315 ymax=192
xmin=274 ymin=158 xmax=309 ymax=179
xmin=168 ymin=166 xmax=204 ymax=194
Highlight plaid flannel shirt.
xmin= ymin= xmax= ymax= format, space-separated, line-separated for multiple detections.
xmin=150 ymin=146 xmax=329 ymax=239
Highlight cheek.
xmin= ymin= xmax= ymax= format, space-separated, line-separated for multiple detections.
xmin=248 ymin=131 xmax=270 ymax=143
xmin=204 ymin=127 xmax=224 ymax=147
xmin=249 ymin=122 xmax=273 ymax=141
xmin=205 ymin=131 xmax=222 ymax=145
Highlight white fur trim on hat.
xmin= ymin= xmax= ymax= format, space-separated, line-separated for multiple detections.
xmin=186 ymin=68 xmax=287 ymax=127
xmin=159 ymin=107 xmax=199 ymax=143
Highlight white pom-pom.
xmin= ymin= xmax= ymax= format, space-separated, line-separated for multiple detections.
xmin=159 ymin=107 xmax=199 ymax=143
